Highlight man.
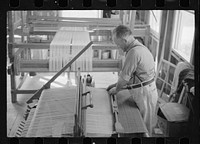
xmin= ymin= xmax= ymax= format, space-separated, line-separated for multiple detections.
xmin=107 ymin=25 xmax=158 ymax=136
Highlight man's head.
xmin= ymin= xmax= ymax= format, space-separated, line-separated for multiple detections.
xmin=112 ymin=25 xmax=134 ymax=52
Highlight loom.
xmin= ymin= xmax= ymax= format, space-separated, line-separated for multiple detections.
xmin=8 ymin=11 xmax=150 ymax=137
xmin=15 ymin=67 xmax=148 ymax=137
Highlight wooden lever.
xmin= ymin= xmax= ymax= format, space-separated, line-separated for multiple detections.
xmin=82 ymin=91 xmax=93 ymax=109
xmin=110 ymin=94 xmax=124 ymax=133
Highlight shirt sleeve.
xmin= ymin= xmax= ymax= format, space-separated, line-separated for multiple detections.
xmin=119 ymin=49 xmax=138 ymax=82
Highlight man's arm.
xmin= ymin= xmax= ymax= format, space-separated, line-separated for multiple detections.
xmin=115 ymin=77 xmax=129 ymax=93
xmin=106 ymin=83 xmax=117 ymax=91
xmin=108 ymin=76 xmax=129 ymax=95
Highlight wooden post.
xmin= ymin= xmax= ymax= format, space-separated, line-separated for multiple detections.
xmin=144 ymin=25 xmax=150 ymax=47
xmin=158 ymin=10 xmax=175 ymax=65
xmin=8 ymin=11 xmax=17 ymax=103
xmin=123 ymin=10 xmax=128 ymax=25
xmin=20 ymin=11 xmax=24 ymax=42
xmin=157 ymin=11 xmax=168 ymax=65
xmin=119 ymin=10 xmax=123 ymax=24
xmin=129 ymin=10 xmax=136 ymax=31
xmin=164 ymin=11 xmax=175 ymax=61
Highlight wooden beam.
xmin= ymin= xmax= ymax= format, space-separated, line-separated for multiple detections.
xmin=92 ymin=43 xmax=118 ymax=50
xmin=16 ymin=73 xmax=28 ymax=90
xmin=30 ymin=20 xmax=120 ymax=28
xmin=11 ymin=43 xmax=50 ymax=49
xmin=29 ymin=31 xmax=56 ymax=35
xmin=18 ymin=67 xmax=121 ymax=73
xmin=14 ymin=90 xmax=38 ymax=94
xmin=28 ymin=15 xmax=121 ymax=25
xmin=19 ymin=59 xmax=121 ymax=70
xmin=19 ymin=59 xmax=121 ymax=73
xmin=11 ymin=42 xmax=119 ymax=50
xmin=29 ymin=26 xmax=147 ymax=37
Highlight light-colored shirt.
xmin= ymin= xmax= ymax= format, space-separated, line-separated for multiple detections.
xmin=119 ymin=39 xmax=155 ymax=84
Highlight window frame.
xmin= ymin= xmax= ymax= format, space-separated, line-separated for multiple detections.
xmin=171 ymin=10 xmax=195 ymax=64
xmin=149 ymin=10 xmax=162 ymax=38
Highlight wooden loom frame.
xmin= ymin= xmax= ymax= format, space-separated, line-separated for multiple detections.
xmin=7 ymin=11 xmax=150 ymax=104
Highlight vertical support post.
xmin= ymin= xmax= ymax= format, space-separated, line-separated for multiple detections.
xmin=144 ymin=25 xmax=150 ymax=47
xmin=119 ymin=10 xmax=123 ymax=24
xmin=20 ymin=11 xmax=25 ymax=77
xmin=21 ymin=11 xmax=24 ymax=42
xmin=157 ymin=11 xmax=169 ymax=67
xmin=123 ymin=10 xmax=127 ymax=25
xmin=129 ymin=10 xmax=136 ymax=31
xmin=8 ymin=11 xmax=17 ymax=103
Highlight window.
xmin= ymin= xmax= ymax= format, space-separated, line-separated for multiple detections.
xmin=172 ymin=10 xmax=195 ymax=62
xmin=59 ymin=10 xmax=102 ymax=18
xmin=149 ymin=10 xmax=162 ymax=34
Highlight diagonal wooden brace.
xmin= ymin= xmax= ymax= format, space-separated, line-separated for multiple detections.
xmin=26 ymin=41 xmax=93 ymax=104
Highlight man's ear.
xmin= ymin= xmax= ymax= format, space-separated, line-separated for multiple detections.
xmin=122 ymin=38 xmax=127 ymax=44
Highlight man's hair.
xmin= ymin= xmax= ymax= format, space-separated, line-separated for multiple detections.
xmin=113 ymin=25 xmax=132 ymax=39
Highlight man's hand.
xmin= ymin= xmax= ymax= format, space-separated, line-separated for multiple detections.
xmin=108 ymin=87 xmax=118 ymax=95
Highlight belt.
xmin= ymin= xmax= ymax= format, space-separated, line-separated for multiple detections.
xmin=126 ymin=78 xmax=154 ymax=90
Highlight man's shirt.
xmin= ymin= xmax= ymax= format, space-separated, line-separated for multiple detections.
xmin=119 ymin=39 xmax=155 ymax=85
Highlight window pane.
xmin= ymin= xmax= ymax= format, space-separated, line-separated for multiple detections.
xmin=173 ymin=11 xmax=194 ymax=62
xmin=149 ymin=10 xmax=162 ymax=34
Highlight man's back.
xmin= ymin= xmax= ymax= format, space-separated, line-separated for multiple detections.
xmin=125 ymin=40 xmax=155 ymax=83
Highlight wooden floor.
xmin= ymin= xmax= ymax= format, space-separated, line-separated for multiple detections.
xmin=7 ymin=70 xmax=119 ymax=137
